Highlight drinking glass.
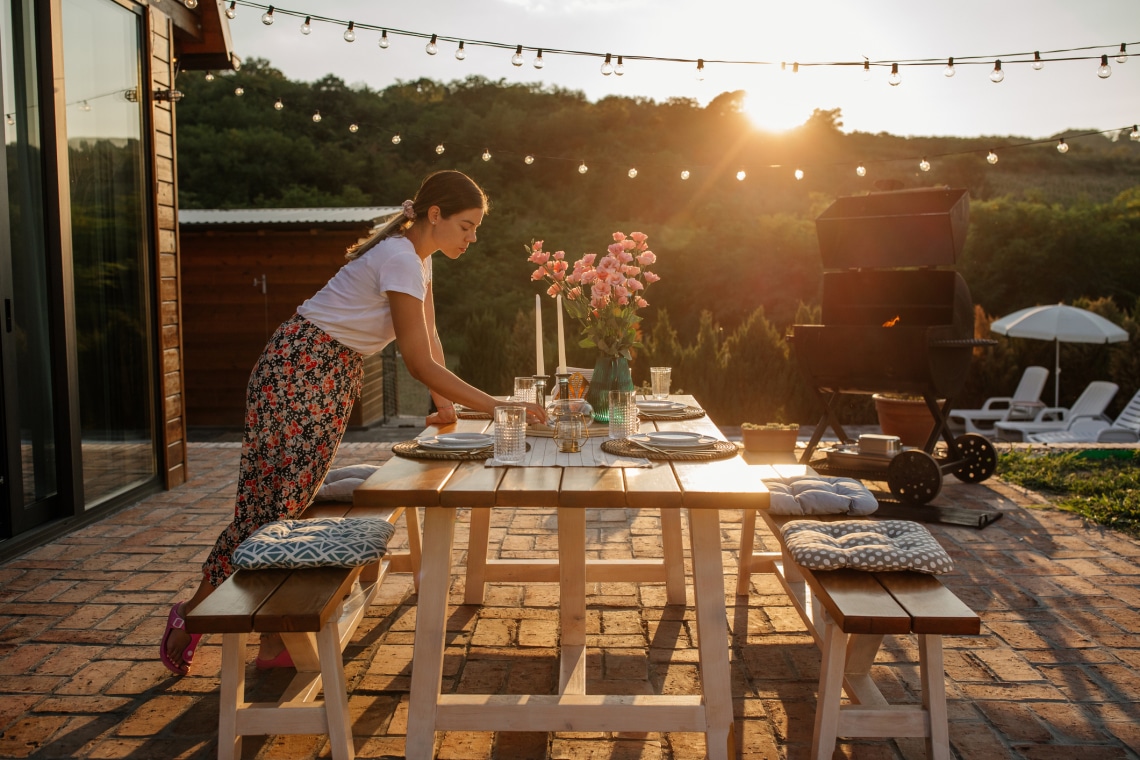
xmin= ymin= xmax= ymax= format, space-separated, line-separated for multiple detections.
xmin=513 ymin=376 xmax=536 ymax=404
xmin=608 ymin=390 xmax=639 ymax=440
xmin=493 ymin=405 xmax=528 ymax=464
xmin=650 ymin=367 xmax=672 ymax=400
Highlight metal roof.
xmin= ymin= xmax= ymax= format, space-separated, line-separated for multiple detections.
xmin=179 ymin=207 xmax=401 ymax=227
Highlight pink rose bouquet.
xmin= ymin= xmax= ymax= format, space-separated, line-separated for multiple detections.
xmin=526 ymin=231 xmax=660 ymax=359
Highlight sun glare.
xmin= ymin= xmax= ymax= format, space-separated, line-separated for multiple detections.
xmin=742 ymin=89 xmax=813 ymax=133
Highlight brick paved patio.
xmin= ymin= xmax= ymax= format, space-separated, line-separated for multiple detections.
xmin=2 ymin=441 xmax=1140 ymax=759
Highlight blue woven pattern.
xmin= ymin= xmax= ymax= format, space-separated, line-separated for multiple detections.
xmin=232 ymin=517 xmax=395 ymax=570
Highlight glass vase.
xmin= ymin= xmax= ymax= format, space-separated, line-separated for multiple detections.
xmin=586 ymin=354 xmax=634 ymax=422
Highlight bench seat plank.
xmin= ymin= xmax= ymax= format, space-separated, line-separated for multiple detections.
xmin=186 ymin=569 xmax=292 ymax=634
xmin=875 ymin=572 xmax=981 ymax=636
xmin=804 ymin=569 xmax=911 ymax=635
xmin=254 ymin=567 xmax=359 ymax=633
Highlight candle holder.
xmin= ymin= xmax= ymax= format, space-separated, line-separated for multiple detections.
xmin=532 ymin=375 xmax=548 ymax=410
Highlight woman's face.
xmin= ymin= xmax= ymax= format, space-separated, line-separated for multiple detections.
xmin=431 ymin=206 xmax=484 ymax=259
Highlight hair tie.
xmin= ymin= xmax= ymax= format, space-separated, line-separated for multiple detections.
xmin=401 ymin=200 xmax=416 ymax=220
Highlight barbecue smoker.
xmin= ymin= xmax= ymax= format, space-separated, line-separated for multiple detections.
xmin=790 ymin=187 xmax=998 ymax=505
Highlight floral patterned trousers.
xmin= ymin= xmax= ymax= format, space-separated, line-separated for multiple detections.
xmin=202 ymin=314 xmax=364 ymax=587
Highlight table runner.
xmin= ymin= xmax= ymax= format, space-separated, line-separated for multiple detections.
xmin=485 ymin=435 xmax=651 ymax=468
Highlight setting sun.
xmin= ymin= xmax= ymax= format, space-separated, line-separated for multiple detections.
xmin=742 ymin=87 xmax=816 ymax=134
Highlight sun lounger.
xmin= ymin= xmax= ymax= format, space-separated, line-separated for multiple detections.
xmin=948 ymin=366 xmax=1049 ymax=436
xmin=1028 ymin=389 xmax=1140 ymax=444
xmin=994 ymin=381 xmax=1118 ymax=442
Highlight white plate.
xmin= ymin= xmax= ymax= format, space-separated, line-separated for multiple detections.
xmin=630 ymin=431 xmax=719 ymax=448
xmin=635 ymin=400 xmax=687 ymax=412
xmin=418 ymin=433 xmax=494 ymax=451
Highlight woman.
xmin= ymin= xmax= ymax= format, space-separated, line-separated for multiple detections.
xmin=161 ymin=170 xmax=544 ymax=675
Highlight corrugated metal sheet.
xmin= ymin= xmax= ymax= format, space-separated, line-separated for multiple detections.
xmin=179 ymin=207 xmax=401 ymax=227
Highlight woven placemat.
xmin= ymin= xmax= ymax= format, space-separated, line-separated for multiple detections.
xmin=392 ymin=440 xmax=494 ymax=461
xmin=601 ymin=438 xmax=739 ymax=461
xmin=638 ymin=405 xmax=706 ymax=421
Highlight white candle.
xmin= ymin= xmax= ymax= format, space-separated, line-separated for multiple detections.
xmin=556 ymin=295 xmax=567 ymax=373
xmin=535 ymin=294 xmax=544 ymax=376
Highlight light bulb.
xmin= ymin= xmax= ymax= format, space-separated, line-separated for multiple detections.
xmin=234 ymin=86 xmax=244 ymax=96
xmin=183 ymin=0 xmax=197 ymax=8
xmin=615 ymin=56 xmax=624 ymax=76
xmin=986 ymin=150 xmax=998 ymax=164
xmin=578 ymin=162 xmax=588 ymax=174
xmin=79 ymin=100 xmax=91 ymax=112
xmin=391 ymin=134 xmax=401 ymax=144
xmin=225 ymin=1 xmax=235 ymax=19
xmin=300 ymin=16 xmax=311 ymax=35
xmin=944 ymin=57 xmax=955 ymax=77
xmin=455 ymin=41 xmax=466 ymax=60
xmin=794 ymin=168 xmax=804 ymax=180
xmin=696 ymin=58 xmax=705 ymax=81
xmin=379 ymin=30 xmax=389 ymax=49
xmin=512 ymin=45 xmax=524 ymax=67
xmin=1117 ymin=43 xmax=1128 ymax=64
xmin=919 ymin=157 xmax=931 ymax=172
xmin=888 ymin=62 xmax=901 ymax=86
xmin=628 ymin=168 xmax=638 ymax=178
xmin=260 ymin=6 xmax=274 ymax=25
xmin=274 ymin=98 xmax=283 ymax=111
xmin=1032 ymin=51 xmax=1044 ymax=71
xmin=312 ymin=110 xmax=321 ymax=123
xmin=534 ymin=50 xmax=545 ymax=69
xmin=524 ymin=155 xmax=535 ymax=165
xmin=1131 ymin=125 xmax=1140 ymax=142
xmin=680 ymin=170 xmax=690 ymax=180
xmin=863 ymin=60 xmax=871 ymax=81
xmin=349 ymin=123 xmax=359 ymax=133
xmin=5 ymin=114 xmax=13 ymax=126
xmin=736 ymin=170 xmax=746 ymax=181
xmin=600 ymin=53 xmax=613 ymax=76
xmin=1098 ymin=55 xmax=1112 ymax=78
xmin=482 ymin=149 xmax=492 ymax=162
xmin=1056 ymin=138 xmax=1069 ymax=153
xmin=204 ymin=71 xmax=215 ymax=82
xmin=792 ymin=62 xmax=800 ymax=74
xmin=990 ymin=60 xmax=1004 ymax=83
xmin=856 ymin=164 xmax=867 ymax=177
xmin=344 ymin=22 xmax=355 ymax=43
xmin=435 ymin=143 xmax=445 ymax=154
xmin=425 ymin=34 xmax=437 ymax=55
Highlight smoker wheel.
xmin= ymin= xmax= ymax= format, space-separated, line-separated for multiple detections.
xmin=951 ymin=433 xmax=997 ymax=483
xmin=887 ymin=450 xmax=943 ymax=505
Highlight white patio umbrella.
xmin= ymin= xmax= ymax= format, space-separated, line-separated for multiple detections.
xmin=990 ymin=304 xmax=1129 ymax=407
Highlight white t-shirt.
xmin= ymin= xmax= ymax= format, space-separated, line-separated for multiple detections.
xmin=297 ymin=236 xmax=432 ymax=355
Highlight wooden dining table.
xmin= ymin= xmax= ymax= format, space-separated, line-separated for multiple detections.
xmin=353 ymin=395 xmax=770 ymax=759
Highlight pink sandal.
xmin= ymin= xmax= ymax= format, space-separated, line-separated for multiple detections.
xmin=255 ymin=648 xmax=295 ymax=670
xmin=160 ymin=602 xmax=202 ymax=676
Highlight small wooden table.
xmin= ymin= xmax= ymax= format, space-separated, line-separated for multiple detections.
xmin=354 ymin=397 xmax=768 ymax=759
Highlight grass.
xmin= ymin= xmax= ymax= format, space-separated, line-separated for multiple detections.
xmin=998 ymin=449 xmax=1140 ymax=536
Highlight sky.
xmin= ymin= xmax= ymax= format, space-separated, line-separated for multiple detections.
xmin=221 ymin=0 xmax=1140 ymax=139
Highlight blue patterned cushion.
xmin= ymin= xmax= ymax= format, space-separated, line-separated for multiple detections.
xmin=781 ymin=519 xmax=953 ymax=574
xmin=232 ymin=517 xmax=395 ymax=570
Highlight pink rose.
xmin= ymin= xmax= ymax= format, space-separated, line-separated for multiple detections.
xmin=614 ymin=284 xmax=630 ymax=304
xmin=643 ymin=270 xmax=661 ymax=283
xmin=532 ymin=240 xmax=544 ymax=251
xmin=593 ymin=280 xmax=612 ymax=298
xmin=617 ymin=250 xmax=634 ymax=264
xmin=591 ymin=294 xmax=608 ymax=310
xmin=636 ymin=251 xmax=656 ymax=266
xmin=581 ymin=253 xmax=597 ymax=266
xmin=635 ymin=296 xmax=648 ymax=308
xmin=630 ymin=232 xmax=647 ymax=244
xmin=621 ymin=239 xmax=636 ymax=250
xmin=621 ymin=265 xmax=641 ymax=276
xmin=531 ymin=267 xmax=547 ymax=281
xmin=553 ymin=250 xmax=565 ymax=260
xmin=596 ymin=255 xmax=622 ymax=276
xmin=547 ymin=283 xmax=562 ymax=296
xmin=567 ymin=271 xmax=581 ymax=284
xmin=529 ymin=251 xmax=550 ymax=265
xmin=612 ymin=231 xmax=626 ymax=242
xmin=551 ymin=260 xmax=568 ymax=274
xmin=607 ymin=242 xmax=624 ymax=256
xmin=625 ymin=278 xmax=644 ymax=291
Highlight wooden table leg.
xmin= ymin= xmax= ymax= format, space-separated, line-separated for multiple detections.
xmin=557 ymin=507 xmax=587 ymax=695
xmin=405 ymin=505 xmax=423 ymax=592
xmin=406 ymin=506 xmax=457 ymax=760
xmin=660 ymin=508 xmax=687 ymax=605
xmin=687 ymin=509 xmax=735 ymax=760
xmin=736 ymin=508 xmax=757 ymax=596
xmin=464 ymin=507 xmax=491 ymax=605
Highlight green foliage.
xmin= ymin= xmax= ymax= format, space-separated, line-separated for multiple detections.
xmin=998 ymin=450 xmax=1140 ymax=537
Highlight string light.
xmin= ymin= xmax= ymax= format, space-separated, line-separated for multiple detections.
xmin=234 ymin=86 xmax=244 ymax=96
xmin=990 ymin=60 xmax=1004 ymax=83
xmin=1131 ymin=125 xmax=1140 ymax=142
xmin=919 ymin=157 xmax=931 ymax=171
xmin=425 ymin=34 xmax=437 ymax=55
xmin=512 ymin=45 xmax=524 ymax=67
xmin=578 ymin=161 xmax=588 ymax=174
xmin=455 ymin=41 xmax=466 ymax=60
xmin=680 ymin=170 xmax=690 ymax=180
xmin=260 ymin=5 xmax=274 ymax=25
xmin=736 ymin=170 xmax=746 ymax=181
xmin=524 ymin=155 xmax=535 ymax=164
xmin=391 ymin=134 xmax=401 ymax=144
xmin=696 ymin=59 xmax=705 ymax=81
xmin=628 ymin=168 xmax=637 ymax=178
xmin=856 ymin=164 xmax=867 ymax=177
xmin=1098 ymin=54 xmax=1112 ymax=78
xmin=534 ymin=50 xmax=545 ymax=69
xmin=888 ymin=63 xmax=901 ymax=86
xmin=794 ymin=168 xmax=804 ymax=180
xmin=1032 ymin=51 xmax=1044 ymax=71
xmin=601 ymin=53 xmax=613 ymax=76
xmin=378 ymin=30 xmax=389 ymax=49
xmin=311 ymin=110 xmax=321 ymax=122
xmin=1056 ymin=137 xmax=1069 ymax=153
xmin=300 ymin=15 xmax=310 ymax=34
xmin=863 ymin=60 xmax=870 ymax=80
xmin=349 ymin=123 xmax=358 ymax=133
xmin=792 ymin=62 xmax=799 ymax=74
xmin=274 ymin=97 xmax=283 ymax=110
xmin=986 ymin=150 xmax=998 ymax=164
xmin=183 ymin=0 xmax=197 ymax=8
xmin=435 ymin=143 xmax=445 ymax=154
xmin=225 ymin=1 xmax=235 ymax=19
xmin=343 ymin=21 xmax=355 ymax=43
xmin=1117 ymin=43 xmax=1128 ymax=63
xmin=5 ymin=113 xmax=14 ymax=125
xmin=204 ymin=71 xmax=215 ymax=82
xmin=615 ymin=56 xmax=625 ymax=76
xmin=944 ymin=57 xmax=955 ymax=77
xmin=79 ymin=100 xmax=91 ymax=112
xmin=482 ymin=148 xmax=492 ymax=161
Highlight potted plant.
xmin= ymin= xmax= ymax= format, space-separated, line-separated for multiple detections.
xmin=872 ymin=394 xmax=943 ymax=448
xmin=741 ymin=423 xmax=800 ymax=452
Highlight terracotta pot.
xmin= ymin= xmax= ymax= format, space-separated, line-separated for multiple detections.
xmin=741 ymin=428 xmax=798 ymax=453
xmin=872 ymin=394 xmax=942 ymax=448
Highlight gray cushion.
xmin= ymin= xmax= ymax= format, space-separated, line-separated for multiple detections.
xmin=316 ymin=465 xmax=383 ymax=502
xmin=766 ymin=476 xmax=878 ymax=516
xmin=233 ymin=517 xmax=395 ymax=570
xmin=781 ymin=519 xmax=954 ymax=574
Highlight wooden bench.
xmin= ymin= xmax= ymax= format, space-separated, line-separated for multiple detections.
xmin=185 ymin=502 xmax=415 ymax=760
xmin=746 ymin=512 xmax=980 ymax=760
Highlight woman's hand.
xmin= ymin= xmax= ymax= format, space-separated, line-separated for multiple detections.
xmin=520 ymin=402 xmax=547 ymax=425
xmin=425 ymin=405 xmax=458 ymax=427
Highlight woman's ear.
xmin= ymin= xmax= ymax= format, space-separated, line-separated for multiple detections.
xmin=429 ymin=205 xmax=441 ymax=226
